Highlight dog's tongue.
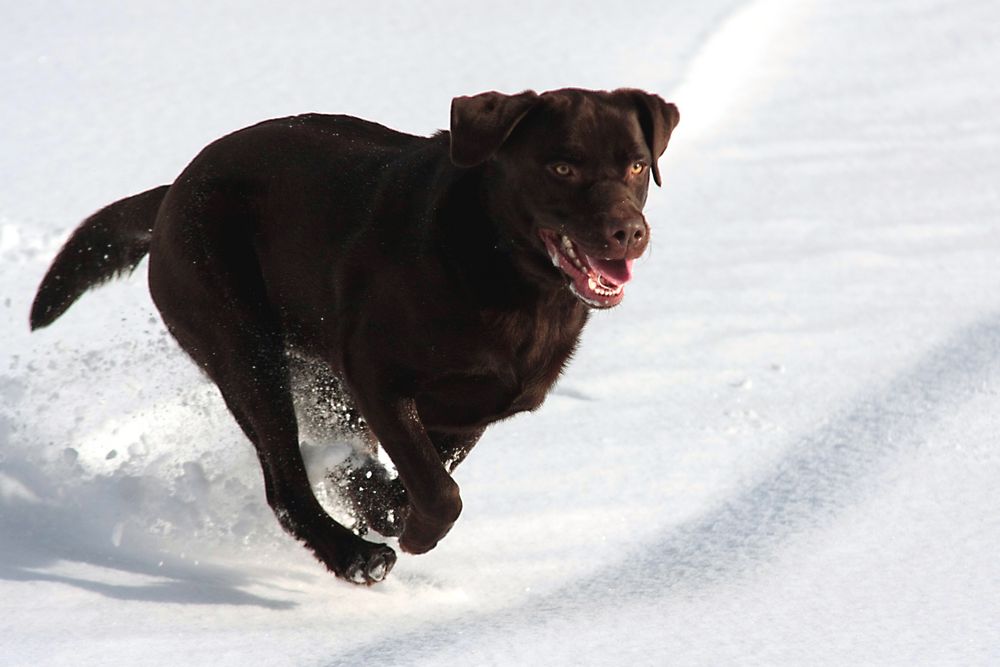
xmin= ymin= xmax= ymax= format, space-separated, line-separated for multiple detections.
xmin=588 ymin=257 xmax=634 ymax=286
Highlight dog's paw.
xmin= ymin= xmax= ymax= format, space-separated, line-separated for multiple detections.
xmin=342 ymin=543 xmax=397 ymax=585
xmin=399 ymin=534 xmax=439 ymax=555
xmin=398 ymin=513 xmax=453 ymax=555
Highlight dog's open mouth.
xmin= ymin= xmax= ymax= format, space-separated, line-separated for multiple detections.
xmin=538 ymin=229 xmax=633 ymax=308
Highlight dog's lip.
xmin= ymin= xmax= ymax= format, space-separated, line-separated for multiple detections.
xmin=537 ymin=228 xmax=633 ymax=308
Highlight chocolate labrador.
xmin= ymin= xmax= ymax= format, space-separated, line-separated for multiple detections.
xmin=30 ymin=88 xmax=679 ymax=584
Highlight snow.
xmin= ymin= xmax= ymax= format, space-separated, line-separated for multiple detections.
xmin=3 ymin=0 xmax=1000 ymax=664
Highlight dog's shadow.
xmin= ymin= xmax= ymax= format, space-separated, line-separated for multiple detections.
xmin=0 ymin=429 xmax=295 ymax=610
xmin=0 ymin=553 xmax=294 ymax=610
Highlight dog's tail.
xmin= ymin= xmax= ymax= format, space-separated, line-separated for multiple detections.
xmin=29 ymin=185 xmax=170 ymax=330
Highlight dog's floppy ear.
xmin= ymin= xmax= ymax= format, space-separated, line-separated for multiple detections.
xmin=623 ymin=90 xmax=680 ymax=187
xmin=450 ymin=90 xmax=540 ymax=167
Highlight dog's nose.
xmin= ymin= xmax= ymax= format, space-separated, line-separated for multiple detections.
xmin=607 ymin=217 xmax=648 ymax=257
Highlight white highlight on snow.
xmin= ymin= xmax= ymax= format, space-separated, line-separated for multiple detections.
xmin=0 ymin=472 xmax=42 ymax=504
xmin=671 ymin=0 xmax=810 ymax=144
xmin=111 ymin=521 xmax=125 ymax=547
xmin=0 ymin=223 xmax=21 ymax=254
xmin=75 ymin=402 xmax=189 ymax=475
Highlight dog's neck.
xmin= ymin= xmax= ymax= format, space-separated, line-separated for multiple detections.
xmin=433 ymin=165 xmax=582 ymax=315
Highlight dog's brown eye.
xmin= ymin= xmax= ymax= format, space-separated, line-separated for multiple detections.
xmin=551 ymin=163 xmax=573 ymax=177
xmin=630 ymin=161 xmax=646 ymax=175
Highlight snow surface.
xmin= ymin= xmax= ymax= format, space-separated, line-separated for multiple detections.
xmin=3 ymin=0 xmax=1000 ymax=664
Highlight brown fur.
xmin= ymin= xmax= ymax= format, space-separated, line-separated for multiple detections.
xmin=30 ymin=88 xmax=678 ymax=583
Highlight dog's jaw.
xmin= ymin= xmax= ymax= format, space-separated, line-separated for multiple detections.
xmin=538 ymin=229 xmax=632 ymax=308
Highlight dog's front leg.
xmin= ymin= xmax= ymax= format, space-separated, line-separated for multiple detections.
xmin=355 ymin=395 xmax=462 ymax=554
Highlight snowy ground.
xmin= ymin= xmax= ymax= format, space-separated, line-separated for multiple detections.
xmin=2 ymin=0 xmax=1000 ymax=664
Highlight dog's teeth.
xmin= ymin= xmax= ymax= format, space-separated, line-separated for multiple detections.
xmin=588 ymin=277 xmax=597 ymax=291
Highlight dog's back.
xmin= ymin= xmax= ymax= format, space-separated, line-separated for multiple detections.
xmin=148 ymin=113 xmax=458 ymax=356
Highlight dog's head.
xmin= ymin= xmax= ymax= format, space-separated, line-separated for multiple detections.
xmin=450 ymin=88 xmax=679 ymax=308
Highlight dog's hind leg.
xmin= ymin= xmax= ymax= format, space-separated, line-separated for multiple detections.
xmin=148 ymin=216 xmax=394 ymax=584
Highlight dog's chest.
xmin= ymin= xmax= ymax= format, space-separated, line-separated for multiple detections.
xmin=417 ymin=298 xmax=586 ymax=429
xmin=493 ymin=305 xmax=582 ymax=398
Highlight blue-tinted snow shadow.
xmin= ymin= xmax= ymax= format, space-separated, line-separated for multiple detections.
xmin=330 ymin=312 xmax=1000 ymax=663
xmin=0 ymin=419 xmax=294 ymax=610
